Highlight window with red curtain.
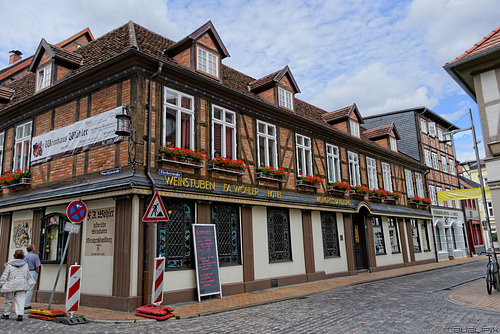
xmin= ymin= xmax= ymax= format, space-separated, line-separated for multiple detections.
xmin=163 ymin=87 xmax=194 ymax=149
xmin=212 ymin=106 xmax=236 ymax=159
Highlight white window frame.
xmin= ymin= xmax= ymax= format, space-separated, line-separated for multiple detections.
xmin=424 ymin=149 xmax=432 ymax=167
xmin=455 ymin=200 xmax=461 ymax=209
xmin=326 ymin=144 xmax=341 ymax=183
xmin=437 ymin=187 xmax=444 ymax=206
xmin=13 ymin=121 xmax=32 ymax=171
xmin=432 ymin=152 xmax=439 ymax=170
xmin=415 ymin=173 xmax=425 ymax=198
xmin=441 ymin=156 xmax=448 ymax=173
xmin=212 ymin=105 xmax=237 ymax=159
xmin=36 ymin=64 xmax=52 ymax=92
xmin=449 ymin=158 xmax=456 ymax=175
xmin=348 ymin=151 xmax=360 ymax=186
xmin=278 ymin=87 xmax=293 ymax=110
xmin=0 ymin=132 xmax=4 ymax=175
xmin=257 ymin=120 xmax=278 ymax=168
xmin=428 ymin=122 xmax=436 ymax=137
xmin=405 ymin=169 xmax=415 ymax=198
xmin=366 ymin=157 xmax=378 ymax=190
xmin=420 ymin=118 xmax=427 ymax=134
xmin=350 ymin=120 xmax=360 ymax=138
xmin=163 ymin=87 xmax=195 ymax=149
xmin=381 ymin=162 xmax=393 ymax=192
xmin=429 ymin=185 xmax=437 ymax=205
xmin=197 ymin=46 xmax=219 ymax=78
xmin=437 ymin=128 xmax=444 ymax=142
xmin=296 ymin=134 xmax=313 ymax=177
xmin=488 ymin=202 xmax=495 ymax=217
xmin=390 ymin=137 xmax=397 ymax=152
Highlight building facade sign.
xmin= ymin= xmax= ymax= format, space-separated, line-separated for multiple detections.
xmin=85 ymin=207 xmax=115 ymax=256
xmin=31 ymin=106 xmax=125 ymax=165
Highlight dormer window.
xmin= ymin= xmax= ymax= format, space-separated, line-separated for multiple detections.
xmin=278 ymin=87 xmax=293 ymax=110
xmin=36 ymin=64 xmax=52 ymax=92
xmin=197 ymin=46 xmax=218 ymax=78
xmin=390 ymin=137 xmax=398 ymax=152
xmin=350 ymin=120 xmax=360 ymax=138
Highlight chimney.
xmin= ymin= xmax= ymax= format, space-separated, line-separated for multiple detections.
xmin=9 ymin=50 xmax=22 ymax=64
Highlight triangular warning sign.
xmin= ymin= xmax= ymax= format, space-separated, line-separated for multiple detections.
xmin=143 ymin=190 xmax=169 ymax=222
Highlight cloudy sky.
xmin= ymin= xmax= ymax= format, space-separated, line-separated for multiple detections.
xmin=1 ymin=0 xmax=499 ymax=161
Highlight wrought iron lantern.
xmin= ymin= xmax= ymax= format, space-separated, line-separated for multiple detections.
xmin=115 ymin=105 xmax=131 ymax=136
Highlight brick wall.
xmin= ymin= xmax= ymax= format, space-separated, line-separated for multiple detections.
xmin=174 ymin=48 xmax=191 ymax=68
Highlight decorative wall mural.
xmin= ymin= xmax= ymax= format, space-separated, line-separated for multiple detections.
xmin=11 ymin=220 xmax=32 ymax=248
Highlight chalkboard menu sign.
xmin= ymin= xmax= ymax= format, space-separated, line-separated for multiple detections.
xmin=193 ymin=224 xmax=222 ymax=301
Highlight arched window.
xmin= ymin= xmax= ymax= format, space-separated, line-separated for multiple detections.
xmin=39 ymin=213 xmax=69 ymax=264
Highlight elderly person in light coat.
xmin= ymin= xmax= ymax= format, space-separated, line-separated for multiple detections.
xmin=0 ymin=250 xmax=32 ymax=321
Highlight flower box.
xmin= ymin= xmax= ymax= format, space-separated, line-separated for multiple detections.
xmin=296 ymin=179 xmax=320 ymax=189
xmin=384 ymin=196 xmax=397 ymax=204
xmin=368 ymin=196 xmax=383 ymax=203
xmin=349 ymin=192 xmax=367 ymax=200
xmin=1 ymin=169 xmax=32 ymax=189
xmin=256 ymin=172 xmax=288 ymax=183
xmin=327 ymin=186 xmax=347 ymax=196
xmin=157 ymin=154 xmax=204 ymax=168
xmin=207 ymin=163 xmax=246 ymax=175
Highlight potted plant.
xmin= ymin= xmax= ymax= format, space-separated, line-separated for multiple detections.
xmin=256 ymin=166 xmax=289 ymax=181
xmin=385 ymin=191 xmax=401 ymax=202
xmin=328 ymin=181 xmax=351 ymax=193
xmin=297 ymin=174 xmax=322 ymax=187
xmin=350 ymin=185 xmax=369 ymax=196
xmin=421 ymin=197 xmax=432 ymax=205
xmin=370 ymin=189 xmax=388 ymax=198
xmin=408 ymin=196 xmax=422 ymax=204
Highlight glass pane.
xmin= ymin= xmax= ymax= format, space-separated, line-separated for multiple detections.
xmin=22 ymin=140 xmax=30 ymax=169
xmin=305 ymin=149 xmax=312 ymax=175
xmin=226 ymin=127 xmax=234 ymax=159
xmin=14 ymin=142 xmax=22 ymax=170
xmin=166 ymin=90 xmax=177 ymax=106
xmin=180 ymin=112 xmax=191 ymax=149
xmin=268 ymin=125 xmax=275 ymax=137
xmin=181 ymin=97 xmax=191 ymax=110
xmin=214 ymin=108 xmax=222 ymax=120
xmin=259 ymin=137 xmax=266 ymax=167
xmin=258 ymin=122 xmax=265 ymax=134
xmin=213 ymin=123 xmax=222 ymax=157
xmin=165 ymin=108 xmax=177 ymax=145
xmin=268 ymin=139 xmax=276 ymax=168
xmin=25 ymin=123 xmax=31 ymax=137
xmin=225 ymin=112 xmax=234 ymax=124
xmin=297 ymin=147 xmax=304 ymax=175
xmin=304 ymin=137 xmax=310 ymax=147
xmin=297 ymin=135 xmax=303 ymax=146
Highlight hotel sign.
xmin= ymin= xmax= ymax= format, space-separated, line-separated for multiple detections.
xmin=163 ymin=175 xmax=351 ymax=208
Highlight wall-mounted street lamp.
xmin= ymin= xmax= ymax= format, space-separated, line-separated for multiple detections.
xmin=115 ymin=105 xmax=131 ymax=137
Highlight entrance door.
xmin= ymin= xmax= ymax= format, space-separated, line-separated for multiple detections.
xmin=352 ymin=213 xmax=369 ymax=270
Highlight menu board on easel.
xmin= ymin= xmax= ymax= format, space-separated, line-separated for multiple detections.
xmin=193 ymin=224 xmax=222 ymax=302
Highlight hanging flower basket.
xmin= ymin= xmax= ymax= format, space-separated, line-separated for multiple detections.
xmin=256 ymin=166 xmax=289 ymax=182
xmin=296 ymin=175 xmax=322 ymax=188
xmin=208 ymin=157 xmax=247 ymax=175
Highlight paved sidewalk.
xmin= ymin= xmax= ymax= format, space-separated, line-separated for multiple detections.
xmin=0 ymin=256 xmax=492 ymax=322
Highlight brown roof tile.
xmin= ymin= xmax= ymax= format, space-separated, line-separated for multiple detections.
xmin=322 ymin=105 xmax=352 ymax=122
xmin=448 ymin=25 xmax=500 ymax=64
xmin=0 ymin=86 xmax=15 ymax=101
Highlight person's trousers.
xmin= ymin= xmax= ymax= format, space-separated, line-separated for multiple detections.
xmin=3 ymin=291 xmax=26 ymax=316
xmin=25 ymin=270 xmax=37 ymax=307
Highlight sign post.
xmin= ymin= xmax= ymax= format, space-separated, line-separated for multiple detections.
xmin=48 ymin=200 xmax=87 ymax=309
xmin=193 ymin=224 xmax=222 ymax=302
xmin=143 ymin=189 xmax=169 ymax=306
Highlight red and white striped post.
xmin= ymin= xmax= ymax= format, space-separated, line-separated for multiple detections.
xmin=65 ymin=264 xmax=82 ymax=313
xmin=152 ymin=257 xmax=165 ymax=305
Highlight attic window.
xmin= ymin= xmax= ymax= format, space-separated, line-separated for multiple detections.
xmin=350 ymin=120 xmax=360 ymax=138
xmin=36 ymin=64 xmax=52 ymax=92
xmin=278 ymin=87 xmax=293 ymax=110
xmin=390 ymin=137 xmax=398 ymax=152
xmin=197 ymin=46 xmax=218 ymax=78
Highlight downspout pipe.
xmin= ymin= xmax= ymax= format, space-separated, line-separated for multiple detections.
xmin=147 ymin=62 xmax=164 ymax=190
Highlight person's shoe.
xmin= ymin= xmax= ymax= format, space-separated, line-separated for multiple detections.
xmin=17 ymin=315 xmax=22 ymax=321
xmin=24 ymin=306 xmax=31 ymax=310
xmin=1 ymin=314 xmax=8 ymax=319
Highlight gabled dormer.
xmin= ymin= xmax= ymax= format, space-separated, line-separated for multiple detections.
xmin=248 ymin=65 xmax=300 ymax=112
xmin=28 ymin=38 xmax=83 ymax=93
xmin=166 ymin=21 xmax=230 ymax=81
xmin=0 ymin=86 xmax=15 ymax=104
xmin=322 ymin=103 xmax=363 ymax=137
xmin=364 ymin=122 xmax=401 ymax=152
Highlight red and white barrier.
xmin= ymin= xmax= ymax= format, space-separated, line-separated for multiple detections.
xmin=65 ymin=265 xmax=82 ymax=313
xmin=152 ymin=257 xmax=165 ymax=305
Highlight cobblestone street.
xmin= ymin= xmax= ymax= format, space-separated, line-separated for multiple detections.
xmin=2 ymin=259 xmax=499 ymax=334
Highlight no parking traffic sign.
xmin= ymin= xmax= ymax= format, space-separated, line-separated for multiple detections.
xmin=66 ymin=200 xmax=87 ymax=223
